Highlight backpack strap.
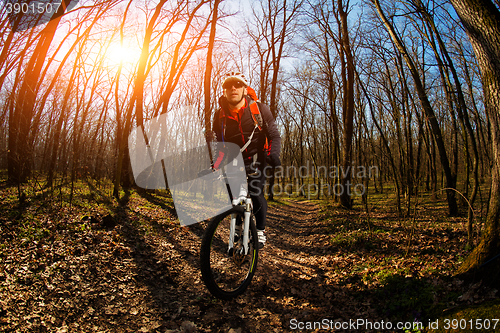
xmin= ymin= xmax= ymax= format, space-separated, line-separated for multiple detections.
xmin=249 ymin=100 xmax=263 ymax=130
xmin=239 ymin=123 xmax=258 ymax=153
xmin=239 ymin=100 xmax=261 ymax=153
xmin=248 ymin=100 xmax=270 ymax=154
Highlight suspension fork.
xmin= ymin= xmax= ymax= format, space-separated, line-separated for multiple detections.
xmin=242 ymin=197 xmax=252 ymax=255
xmin=227 ymin=197 xmax=253 ymax=255
xmin=228 ymin=213 xmax=236 ymax=252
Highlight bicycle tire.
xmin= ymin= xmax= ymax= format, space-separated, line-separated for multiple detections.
xmin=200 ymin=206 xmax=258 ymax=300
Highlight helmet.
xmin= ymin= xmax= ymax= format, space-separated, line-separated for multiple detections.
xmin=222 ymin=71 xmax=248 ymax=88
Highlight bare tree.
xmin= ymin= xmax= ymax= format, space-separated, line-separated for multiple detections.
xmin=411 ymin=0 xmax=480 ymax=244
xmin=113 ymin=0 xmax=213 ymax=198
xmin=246 ymin=0 xmax=302 ymax=200
xmin=8 ymin=0 xmax=76 ymax=185
xmin=371 ymin=0 xmax=459 ymax=215
xmin=336 ymin=0 xmax=356 ymax=208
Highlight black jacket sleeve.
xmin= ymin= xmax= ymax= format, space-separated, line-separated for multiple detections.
xmin=258 ymin=102 xmax=281 ymax=158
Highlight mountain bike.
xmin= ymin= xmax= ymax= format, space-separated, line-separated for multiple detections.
xmin=128 ymin=114 xmax=259 ymax=299
xmin=199 ymin=168 xmax=259 ymax=300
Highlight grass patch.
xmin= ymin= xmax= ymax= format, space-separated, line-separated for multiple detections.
xmin=266 ymin=197 xmax=294 ymax=207
xmin=330 ymin=229 xmax=376 ymax=250
xmin=428 ymin=299 xmax=500 ymax=332
xmin=0 ymin=173 xmax=178 ymax=244
xmin=374 ymin=274 xmax=436 ymax=322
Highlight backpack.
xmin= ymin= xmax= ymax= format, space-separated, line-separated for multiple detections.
xmin=244 ymin=87 xmax=261 ymax=127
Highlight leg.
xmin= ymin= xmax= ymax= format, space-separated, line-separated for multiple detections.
xmin=248 ymin=171 xmax=267 ymax=230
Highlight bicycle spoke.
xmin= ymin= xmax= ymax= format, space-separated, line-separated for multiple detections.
xmin=200 ymin=207 xmax=258 ymax=299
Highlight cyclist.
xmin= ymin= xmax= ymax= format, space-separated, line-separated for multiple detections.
xmin=212 ymin=71 xmax=281 ymax=248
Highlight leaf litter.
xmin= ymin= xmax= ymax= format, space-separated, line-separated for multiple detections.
xmin=0 ymin=187 xmax=498 ymax=332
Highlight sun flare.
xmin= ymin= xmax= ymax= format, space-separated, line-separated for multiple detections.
xmin=104 ymin=42 xmax=142 ymax=68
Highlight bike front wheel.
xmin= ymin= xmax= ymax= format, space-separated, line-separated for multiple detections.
xmin=200 ymin=206 xmax=258 ymax=300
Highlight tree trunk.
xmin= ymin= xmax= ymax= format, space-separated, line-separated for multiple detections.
xmin=204 ymin=0 xmax=220 ymax=134
xmin=449 ymin=0 xmax=500 ymax=274
xmin=338 ymin=0 xmax=355 ymax=209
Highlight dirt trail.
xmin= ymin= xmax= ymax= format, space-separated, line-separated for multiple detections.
xmin=174 ymin=199 xmax=358 ymax=333
xmin=157 ymin=199 xmax=344 ymax=333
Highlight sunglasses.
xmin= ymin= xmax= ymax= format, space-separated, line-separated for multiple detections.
xmin=223 ymin=81 xmax=245 ymax=89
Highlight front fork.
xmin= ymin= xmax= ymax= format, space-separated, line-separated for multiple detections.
xmin=228 ymin=197 xmax=253 ymax=255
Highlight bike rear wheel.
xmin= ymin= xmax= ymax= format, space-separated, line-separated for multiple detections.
xmin=200 ymin=206 xmax=258 ymax=300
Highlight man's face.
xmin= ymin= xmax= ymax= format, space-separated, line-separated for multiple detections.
xmin=223 ymin=79 xmax=247 ymax=106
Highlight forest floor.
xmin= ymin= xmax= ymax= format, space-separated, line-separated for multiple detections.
xmin=1 ymin=177 xmax=499 ymax=332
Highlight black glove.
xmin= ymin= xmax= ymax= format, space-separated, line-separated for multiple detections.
xmin=197 ymin=168 xmax=215 ymax=178
xmin=266 ymin=154 xmax=281 ymax=167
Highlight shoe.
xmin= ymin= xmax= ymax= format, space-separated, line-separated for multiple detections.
xmin=257 ymin=229 xmax=266 ymax=249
